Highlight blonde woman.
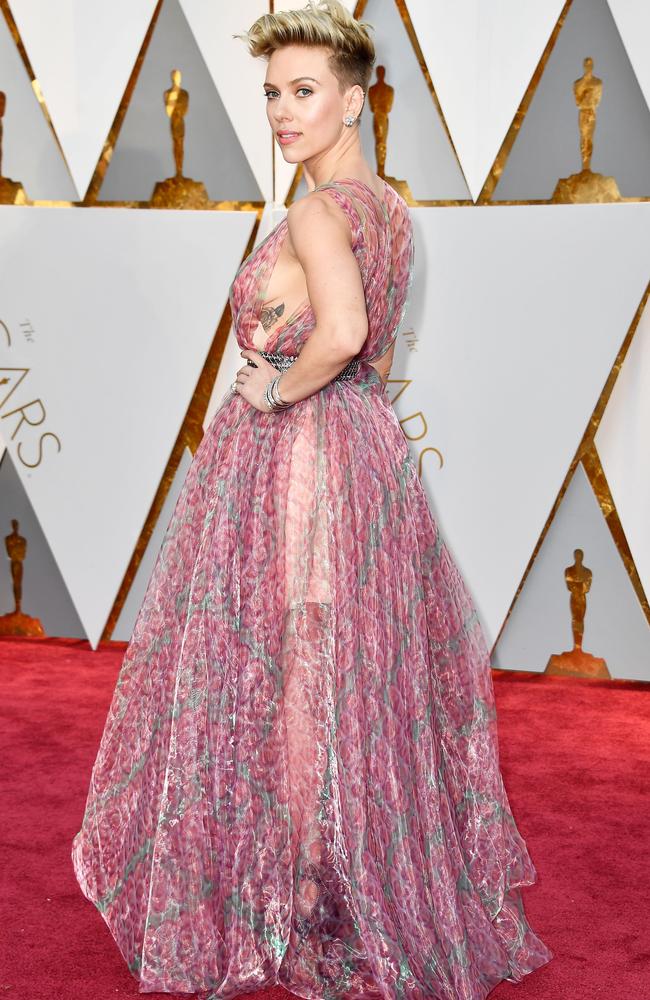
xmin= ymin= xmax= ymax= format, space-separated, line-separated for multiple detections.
xmin=72 ymin=3 xmax=553 ymax=997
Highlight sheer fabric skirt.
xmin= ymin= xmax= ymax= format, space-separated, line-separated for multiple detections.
xmin=71 ymin=364 xmax=553 ymax=999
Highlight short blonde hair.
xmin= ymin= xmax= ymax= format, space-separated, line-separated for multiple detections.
xmin=235 ymin=0 xmax=375 ymax=100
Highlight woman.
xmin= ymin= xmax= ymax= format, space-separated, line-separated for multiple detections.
xmin=71 ymin=2 xmax=553 ymax=998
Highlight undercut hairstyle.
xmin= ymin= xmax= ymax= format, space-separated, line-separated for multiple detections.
xmin=234 ymin=0 xmax=376 ymax=107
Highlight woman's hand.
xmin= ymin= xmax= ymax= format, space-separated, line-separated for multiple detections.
xmin=233 ymin=349 xmax=281 ymax=412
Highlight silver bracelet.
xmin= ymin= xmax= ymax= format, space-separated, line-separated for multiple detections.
xmin=265 ymin=374 xmax=293 ymax=411
xmin=271 ymin=375 xmax=288 ymax=406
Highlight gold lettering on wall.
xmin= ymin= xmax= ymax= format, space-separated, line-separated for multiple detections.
xmin=0 ymin=318 xmax=61 ymax=468
xmin=389 ymin=329 xmax=445 ymax=474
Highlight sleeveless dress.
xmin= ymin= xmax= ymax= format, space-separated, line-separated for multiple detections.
xmin=71 ymin=177 xmax=553 ymax=999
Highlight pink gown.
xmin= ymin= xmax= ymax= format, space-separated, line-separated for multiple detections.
xmin=71 ymin=177 xmax=553 ymax=999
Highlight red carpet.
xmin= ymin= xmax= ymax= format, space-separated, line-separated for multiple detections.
xmin=1 ymin=635 xmax=648 ymax=999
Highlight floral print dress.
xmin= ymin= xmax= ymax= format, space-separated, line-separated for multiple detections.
xmin=71 ymin=177 xmax=553 ymax=1000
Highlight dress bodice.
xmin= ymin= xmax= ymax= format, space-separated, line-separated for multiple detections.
xmin=228 ymin=177 xmax=415 ymax=363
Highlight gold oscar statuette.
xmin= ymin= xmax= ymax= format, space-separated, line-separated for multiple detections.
xmin=552 ymin=57 xmax=621 ymax=204
xmin=545 ymin=547 xmax=609 ymax=678
xmin=151 ymin=69 xmax=210 ymax=208
xmin=0 ymin=519 xmax=45 ymax=637
xmin=0 ymin=92 xmax=27 ymax=205
xmin=368 ymin=66 xmax=414 ymax=205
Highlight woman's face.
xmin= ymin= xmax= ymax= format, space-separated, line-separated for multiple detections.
xmin=264 ymin=44 xmax=357 ymax=163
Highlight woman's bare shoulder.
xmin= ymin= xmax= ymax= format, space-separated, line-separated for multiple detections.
xmin=287 ymin=185 xmax=349 ymax=218
xmin=286 ymin=187 xmax=356 ymax=246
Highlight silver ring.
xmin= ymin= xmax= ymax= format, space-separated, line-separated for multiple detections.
xmin=231 ymin=380 xmax=238 ymax=392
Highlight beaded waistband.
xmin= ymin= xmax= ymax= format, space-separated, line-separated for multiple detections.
xmin=259 ymin=349 xmax=360 ymax=381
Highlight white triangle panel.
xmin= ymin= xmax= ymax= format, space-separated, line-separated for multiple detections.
xmin=10 ymin=0 xmax=158 ymax=201
xmin=389 ymin=202 xmax=650 ymax=646
xmin=0 ymin=206 xmax=256 ymax=648
xmin=608 ymin=0 xmax=650 ymax=115
xmin=595 ymin=296 xmax=650 ymax=602
xmin=407 ymin=0 xmax=566 ymax=201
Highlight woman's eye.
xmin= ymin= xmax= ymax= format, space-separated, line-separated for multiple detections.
xmin=263 ymin=88 xmax=311 ymax=99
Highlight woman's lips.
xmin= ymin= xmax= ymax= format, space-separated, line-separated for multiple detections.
xmin=277 ymin=132 xmax=301 ymax=145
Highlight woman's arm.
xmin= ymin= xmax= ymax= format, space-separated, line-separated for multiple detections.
xmin=254 ymin=191 xmax=368 ymax=405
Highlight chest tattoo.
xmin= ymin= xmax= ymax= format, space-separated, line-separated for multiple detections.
xmin=260 ymin=301 xmax=285 ymax=332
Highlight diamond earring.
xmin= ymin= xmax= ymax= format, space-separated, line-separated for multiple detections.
xmin=343 ymin=114 xmax=356 ymax=127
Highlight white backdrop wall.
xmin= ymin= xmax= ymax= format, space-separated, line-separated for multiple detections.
xmin=0 ymin=0 xmax=648 ymax=677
